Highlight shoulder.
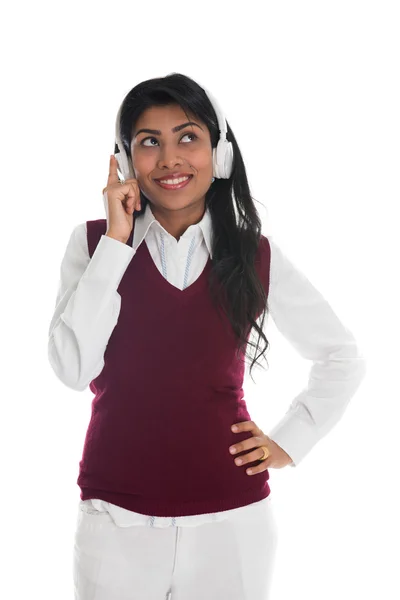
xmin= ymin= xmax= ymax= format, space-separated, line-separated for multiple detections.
xmin=85 ymin=219 xmax=107 ymax=257
xmin=260 ymin=233 xmax=283 ymax=265
xmin=257 ymin=233 xmax=272 ymax=264
xmin=259 ymin=233 xmax=271 ymax=250
xmin=86 ymin=218 xmax=107 ymax=235
xmin=64 ymin=219 xmax=107 ymax=260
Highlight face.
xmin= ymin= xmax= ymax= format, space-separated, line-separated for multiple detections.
xmin=130 ymin=104 xmax=214 ymax=212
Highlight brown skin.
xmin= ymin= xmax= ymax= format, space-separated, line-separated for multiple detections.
xmin=230 ymin=421 xmax=294 ymax=473
xmin=130 ymin=103 xmax=214 ymax=241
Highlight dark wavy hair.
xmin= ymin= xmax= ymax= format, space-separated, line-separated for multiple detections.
xmin=118 ymin=72 xmax=270 ymax=381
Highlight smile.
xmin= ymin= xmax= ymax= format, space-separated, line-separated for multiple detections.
xmin=154 ymin=175 xmax=193 ymax=190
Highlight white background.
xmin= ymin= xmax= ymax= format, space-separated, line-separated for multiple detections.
xmin=1 ymin=1 xmax=399 ymax=598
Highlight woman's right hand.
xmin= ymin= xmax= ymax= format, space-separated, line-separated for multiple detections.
xmin=102 ymin=154 xmax=141 ymax=243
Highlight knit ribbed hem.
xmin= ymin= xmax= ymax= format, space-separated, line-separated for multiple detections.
xmin=80 ymin=481 xmax=271 ymax=518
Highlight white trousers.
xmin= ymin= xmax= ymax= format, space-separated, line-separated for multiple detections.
xmin=73 ymin=495 xmax=279 ymax=600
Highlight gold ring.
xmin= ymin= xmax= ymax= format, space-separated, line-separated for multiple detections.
xmin=259 ymin=446 xmax=270 ymax=461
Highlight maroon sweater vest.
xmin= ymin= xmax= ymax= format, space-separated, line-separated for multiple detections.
xmin=77 ymin=218 xmax=272 ymax=517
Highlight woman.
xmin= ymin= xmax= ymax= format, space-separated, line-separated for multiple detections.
xmin=48 ymin=72 xmax=366 ymax=599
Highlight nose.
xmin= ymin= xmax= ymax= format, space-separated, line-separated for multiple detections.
xmin=157 ymin=145 xmax=184 ymax=169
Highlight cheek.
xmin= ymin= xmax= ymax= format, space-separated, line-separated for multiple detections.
xmin=131 ymin=160 xmax=153 ymax=182
xmin=190 ymin=150 xmax=214 ymax=173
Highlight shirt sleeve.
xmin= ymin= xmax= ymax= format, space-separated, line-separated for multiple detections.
xmin=264 ymin=235 xmax=367 ymax=467
xmin=47 ymin=223 xmax=135 ymax=391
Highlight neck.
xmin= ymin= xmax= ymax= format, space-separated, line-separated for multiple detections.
xmin=150 ymin=201 xmax=206 ymax=240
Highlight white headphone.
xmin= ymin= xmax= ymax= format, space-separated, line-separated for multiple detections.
xmin=113 ymin=80 xmax=234 ymax=182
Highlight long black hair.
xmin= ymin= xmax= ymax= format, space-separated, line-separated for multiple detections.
xmin=118 ymin=72 xmax=270 ymax=381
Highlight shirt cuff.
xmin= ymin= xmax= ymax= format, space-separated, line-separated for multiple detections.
xmin=267 ymin=406 xmax=321 ymax=467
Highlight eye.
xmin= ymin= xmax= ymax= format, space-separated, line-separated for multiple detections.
xmin=140 ymin=132 xmax=198 ymax=147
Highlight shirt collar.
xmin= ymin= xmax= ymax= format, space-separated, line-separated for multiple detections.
xmin=132 ymin=202 xmax=213 ymax=259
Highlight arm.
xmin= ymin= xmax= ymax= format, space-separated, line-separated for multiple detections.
xmin=47 ymin=223 xmax=135 ymax=390
xmin=265 ymin=235 xmax=367 ymax=467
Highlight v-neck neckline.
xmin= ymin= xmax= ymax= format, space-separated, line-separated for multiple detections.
xmin=139 ymin=239 xmax=212 ymax=298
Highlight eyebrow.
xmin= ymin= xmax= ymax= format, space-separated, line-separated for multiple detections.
xmin=134 ymin=121 xmax=203 ymax=138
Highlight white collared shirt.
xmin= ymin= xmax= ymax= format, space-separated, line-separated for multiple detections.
xmin=48 ymin=202 xmax=367 ymax=527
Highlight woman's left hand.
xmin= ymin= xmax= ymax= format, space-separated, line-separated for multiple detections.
xmin=229 ymin=420 xmax=293 ymax=474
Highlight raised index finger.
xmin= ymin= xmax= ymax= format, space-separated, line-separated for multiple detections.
xmin=107 ymin=154 xmax=120 ymax=186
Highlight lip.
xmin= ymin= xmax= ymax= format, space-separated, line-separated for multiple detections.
xmin=154 ymin=175 xmax=193 ymax=190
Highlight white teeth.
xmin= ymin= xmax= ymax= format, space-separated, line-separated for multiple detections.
xmin=158 ymin=176 xmax=190 ymax=185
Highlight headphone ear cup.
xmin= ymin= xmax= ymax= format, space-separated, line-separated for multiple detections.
xmin=115 ymin=152 xmax=128 ymax=180
xmin=115 ymin=147 xmax=136 ymax=181
xmin=223 ymin=141 xmax=234 ymax=178
xmin=213 ymin=139 xmax=234 ymax=179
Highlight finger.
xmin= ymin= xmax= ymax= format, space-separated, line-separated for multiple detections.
xmin=107 ymin=154 xmax=120 ymax=186
xmin=233 ymin=444 xmax=270 ymax=467
xmin=244 ymin=451 xmax=272 ymax=475
xmin=123 ymin=182 xmax=140 ymax=213
xmin=229 ymin=435 xmax=260 ymax=454
xmin=231 ymin=420 xmax=255 ymax=432
xmin=128 ymin=181 xmax=141 ymax=211
xmin=245 ymin=461 xmax=270 ymax=475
